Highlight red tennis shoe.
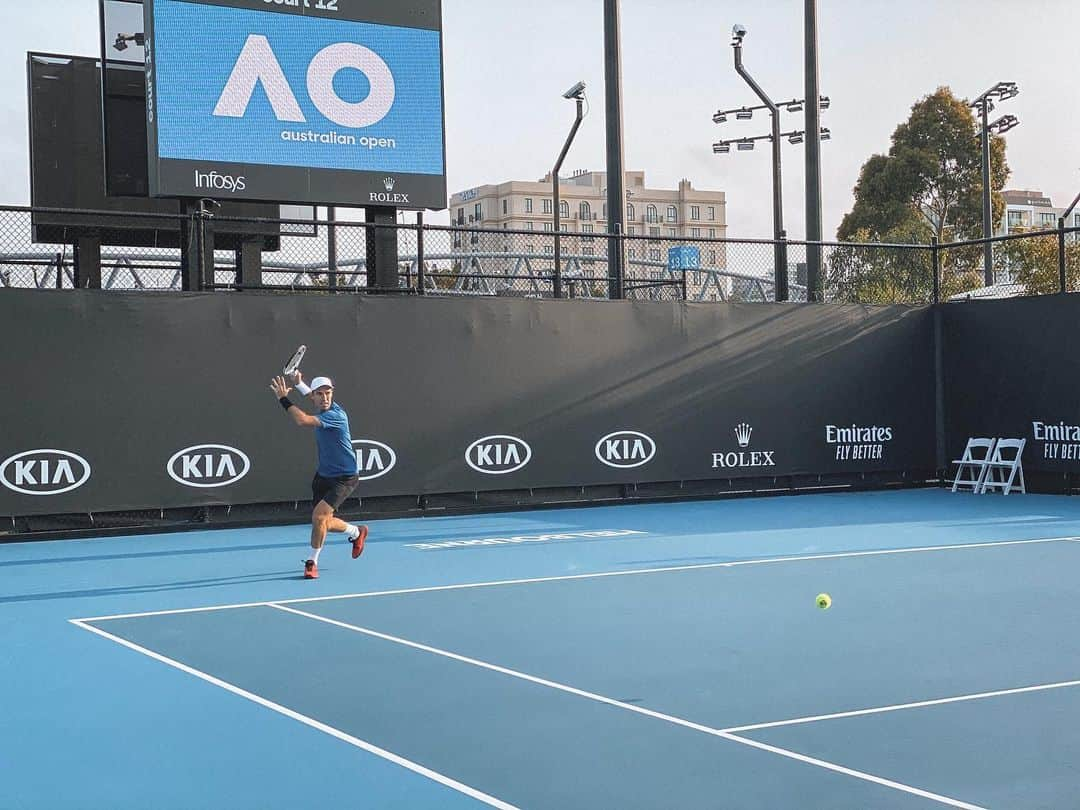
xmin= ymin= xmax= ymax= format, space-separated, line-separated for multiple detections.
xmin=304 ymin=559 xmax=319 ymax=579
xmin=351 ymin=525 xmax=368 ymax=559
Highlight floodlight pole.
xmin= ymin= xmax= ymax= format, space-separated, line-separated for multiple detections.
xmin=734 ymin=36 xmax=788 ymax=301
xmin=978 ymin=99 xmax=995 ymax=286
xmin=552 ymin=94 xmax=585 ymax=299
xmin=804 ymin=0 xmax=823 ymax=301
xmin=604 ymin=0 xmax=627 ymax=299
xmin=972 ymin=82 xmax=1018 ymax=287
xmin=1060 ymin=190 xmax=1079 ymax=294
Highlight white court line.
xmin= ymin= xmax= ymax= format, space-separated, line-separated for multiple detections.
xmin=722 ymin=678 xmax=1080 ymax=733
xmin=68 ymin=619 xmax=519 ymax=810
xmin=73 ymin=534 xmax=1080 ymax=623
xmin=270 ymin=604 xmax=986 ymax=810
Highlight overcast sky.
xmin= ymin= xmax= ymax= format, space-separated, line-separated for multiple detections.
xmin=3 ymin=0 xmax=1078 ymax=238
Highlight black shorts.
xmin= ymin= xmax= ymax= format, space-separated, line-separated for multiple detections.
xmin=312 ymin=473 xmax=360 ymax=511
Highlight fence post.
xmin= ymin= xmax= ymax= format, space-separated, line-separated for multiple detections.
xmin=195 ymin=207 xmax=216 ymax=291
xmin=777 ymin=230 xmax=789 ymax=302
xmin=73 ymin=236 xmax=101 ymax=289
xmin=931 ymin=236 xmax=940 ymax=304
xmin=1059 ymin=217 xmax=1068 ymax=294
xmin=416 ymin=212 xmax=425 ymax=295
xmin=327 ymin=206 xmax=338 ymax=292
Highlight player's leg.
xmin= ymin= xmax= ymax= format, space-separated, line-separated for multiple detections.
xmin=322 ymin=475 xmax=367 ymax=558
xmin=315 ymin=475 xmax=367 ymax=564
xmin=304 ymin=475 xmax=336 ymax=578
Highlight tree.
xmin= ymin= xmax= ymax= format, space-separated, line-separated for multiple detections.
xmin=833 ymin=87 xmax=1010 ymax=301
xmin=839 ymin=87 xmax=1009 ymax=244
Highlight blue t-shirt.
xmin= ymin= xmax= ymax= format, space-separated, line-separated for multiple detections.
xmin=315 ymin=403 xmax=358 ymax=477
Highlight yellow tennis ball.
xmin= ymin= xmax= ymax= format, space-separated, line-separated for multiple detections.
xmin=816 ymin=593 xmax=832 ymax=610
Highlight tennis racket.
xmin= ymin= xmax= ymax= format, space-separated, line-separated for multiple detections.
xmin=283 ymin=345 xmax=307 ymax=376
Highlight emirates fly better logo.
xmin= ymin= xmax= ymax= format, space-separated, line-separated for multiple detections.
xmin=711 ymin=423 xmax=776 ymax=470
xmin=1032 ymin=420 xmax=1080 ymax=460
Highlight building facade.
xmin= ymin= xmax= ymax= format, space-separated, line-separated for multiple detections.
xmin=1000 ymin=189 xmax=1080 ymax=237
xmin=447 ymin=171 xmax=729 ymax=275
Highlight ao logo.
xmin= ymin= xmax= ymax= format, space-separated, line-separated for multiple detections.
xmin=214 ymin=35 xmax=396 ymax=129
xmin=595 ymin=431 xmax=656 ymax=469
xmin=352 ymin=439 xmax=397 ymax=481
xmin=466 ymin=435 xmax=532 ymax=475
xmin=0 ymin=449 xmax=91 ymax=496
xmin=167 ymin=444 xmax=251 ymax=488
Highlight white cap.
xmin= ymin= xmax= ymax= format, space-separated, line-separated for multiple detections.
xmin=309 ymin=376 xmax=334 ymax=391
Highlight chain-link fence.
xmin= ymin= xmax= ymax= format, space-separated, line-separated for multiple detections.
xmin=938 ymin=227 xmax=1080 ymax=301
xmin=4 ymin=205 xmax=1079 ymax=305
xmin=819 ymin=240 xmax=935 ymax=305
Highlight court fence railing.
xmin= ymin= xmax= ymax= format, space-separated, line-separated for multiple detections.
xmin=1 ymin=204 xmax=1078 ymax=306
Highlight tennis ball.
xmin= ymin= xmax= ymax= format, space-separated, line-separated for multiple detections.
xmin=816 ymin=593 xmax=832 ymax=610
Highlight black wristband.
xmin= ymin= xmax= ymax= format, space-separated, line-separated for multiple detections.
xmin=279 ymin=396 xmax=293 ymax=411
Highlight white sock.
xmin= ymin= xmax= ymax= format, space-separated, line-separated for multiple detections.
xmin=345 ymin=524 xmax=360 ymax=541
xmin=312 ymin=545 xmax=323 ymax=564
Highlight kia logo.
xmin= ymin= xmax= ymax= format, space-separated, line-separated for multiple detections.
xmin=352 ymin=439 xmax=397 ymax=481
xmin=595 ymin=431 xmax=657 ymax=469
xmin=465 ymin=435 xmax=532 ymax=475
xmin=0 ymin=449 xmax=91 ymax=496
xmin=167 ymin=444 xmax=251 ymax=488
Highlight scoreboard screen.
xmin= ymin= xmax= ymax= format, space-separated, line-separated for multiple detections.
xmin=144 ymin=0 xmax=446 ymax=208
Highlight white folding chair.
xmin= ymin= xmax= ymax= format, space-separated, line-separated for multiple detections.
xmin=951 ymin=438 xmax=997 ymax=493
xmin=980 ymin=438 xmax=1027 ymax=495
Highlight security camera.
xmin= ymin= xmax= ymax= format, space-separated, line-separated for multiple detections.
xmin=113 ymin=32 xmax=145 ymax=52
xmin=732 ymin=24 xmax=747 ymax=40
xmin=562 ymin=81 xmax=586 ymax=100
xmin=198 ymin=198 xmax=222 ymax=217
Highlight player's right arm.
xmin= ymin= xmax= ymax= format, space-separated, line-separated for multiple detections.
xmin=269 ymin=376 xmax=321 ymax=428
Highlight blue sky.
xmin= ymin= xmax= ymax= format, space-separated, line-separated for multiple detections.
xmin=3 ymin=0 xmax=1078 ymax=238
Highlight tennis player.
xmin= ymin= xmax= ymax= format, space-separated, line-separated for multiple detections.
xmin=270 ymin=372 xmax=368 ymax=579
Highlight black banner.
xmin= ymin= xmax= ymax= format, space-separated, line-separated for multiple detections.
xmin=944 ymin=295 xmax=1080 ymax=472
xmin=0 ymin=291 xmax=935 ymax=516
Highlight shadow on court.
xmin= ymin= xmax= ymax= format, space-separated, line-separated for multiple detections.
xmin=0 ymin=540 xmax=312 ymax=569
xmin=0 ymin=570 xmax=299 ymax=604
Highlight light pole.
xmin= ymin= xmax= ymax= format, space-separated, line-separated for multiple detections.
xmin=804 ymin=0 xmax=823 ymax=301
xmin=716 ymin=24 xmax=829 ymax=302
xmin=604 ymin=0 xmax=627 ymax=300
xmin=552 ymin=81 xmax=587 ymax=299
xmin=970 ymin=81 xmax=1019 ymax=286
xmin=730 ymin=25 xmax=786 ymax=300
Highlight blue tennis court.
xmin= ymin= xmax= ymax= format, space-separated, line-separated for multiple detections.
xmin=6 ymin=488 xmax=1080 ymax=809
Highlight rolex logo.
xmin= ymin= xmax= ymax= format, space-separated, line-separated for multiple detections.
xmin=383 ymin=177 xmax=396 ymax=191
xmin=712 ymin=423 xmax=775 ymax=470
xmin=734 ymin=423 xmax=753 ymax=448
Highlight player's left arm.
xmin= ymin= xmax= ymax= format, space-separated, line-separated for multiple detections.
xmin=269 ymin=376 xmax=321 ymax=428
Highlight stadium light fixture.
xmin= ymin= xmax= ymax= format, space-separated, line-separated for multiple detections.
xmin=735 ymin=107 xmax=754 ymax=120
xmin=971 ymin=81 xmax=1020 ymax=286
xmin=988 ymin=114 xmax=1019 ymax=135
xmin=736 ymin=139 xmax=755 ymax=152
xmin=819 ymin=127 xmax=831 ymax=141
xmin=713 ymin=142 xmax=732 ymax=154
xmin=819 ymin=95 xmax=830 ymax=110
xmin=786 ymin=101 xmax=803 ymax=113
xmin=788 ymin=132 xmax=804 ymax=145
xmin=713 ymin=112 xmax=728 ymax=124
